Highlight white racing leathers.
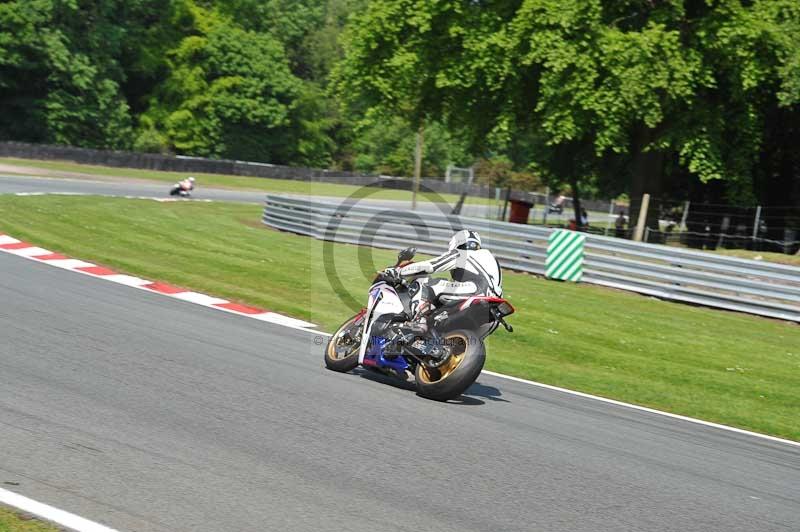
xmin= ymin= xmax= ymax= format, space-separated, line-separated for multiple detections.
xmin=398 ymin=248 xmax=503 ymax=314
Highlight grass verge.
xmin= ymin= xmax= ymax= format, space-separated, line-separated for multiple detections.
xmin=0 ymin=506 xmax=59 ymax=532
xmin=711 ymin=248 xmax=800 ymax=267
xmin=0 ymin=157 xmax=491 ymax=205
xmin=1 ymin=195 xmax=798 ymax=441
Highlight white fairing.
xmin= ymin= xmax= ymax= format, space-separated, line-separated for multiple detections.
xmin=358 ymin=282 xmax=405 ymax=363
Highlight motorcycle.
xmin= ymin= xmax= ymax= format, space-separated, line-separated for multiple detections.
xmin=324 ymin=247 xmax=515 ymax=401
xmin=169 ymin=183 xmax=192 ymax=197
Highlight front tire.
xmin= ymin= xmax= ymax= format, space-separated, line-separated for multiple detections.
xmin=415 ymin=330 xmax=485 ymax=401
xmin=324 ymin=314 xmax=363 ymax=372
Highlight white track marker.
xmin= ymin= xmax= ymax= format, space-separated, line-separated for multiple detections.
xmin=0 ymin=487 xmax=118 ymax=532
xmin=7 ymin=246 xmax=52 ymax=257
xmin=300 ymin=336 xmax=787 ymax=446
xmin=13 ymin=191 xmax=214 ymax=203
xmin=102 ymin=274 xmax=152 ymax=287
xmin=481 ymin=370 xmax=800 ymax=448
xmin=304 ymin=333 xmax=797 ymax=448
xmin=171 ymin=292 xmax=228 ymax=305
xmin=0 ymin=239 xmax=320 ymax=332
xmin=43 ymin=259 xmax=96 ymax=270
xmin=251 ymin=312 xmax=317 ymax=329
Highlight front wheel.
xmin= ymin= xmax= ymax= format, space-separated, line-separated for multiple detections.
xmin=324 ymin=314 xmax=363 ymax=372
xmin=415 ymin=330 xmax=485 ymax=401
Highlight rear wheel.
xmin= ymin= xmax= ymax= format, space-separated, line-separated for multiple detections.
xmin=324 ymin=314 xmax=363 ymax=372
xmin=414 ymin=330 xmax=485 ymax=401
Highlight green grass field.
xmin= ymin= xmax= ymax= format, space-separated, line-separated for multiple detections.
xmin=658 ymin=237 xmax=800 ymax=265
xmin=712 ymin=248 xmax=800 ymax=266
xmin=0 ymin=507 xmax=58 ymax=532
xmin=1 ymin=195 xmax=798 ymax=441
xmin=0 ymin=157 xmax=492 ymax=205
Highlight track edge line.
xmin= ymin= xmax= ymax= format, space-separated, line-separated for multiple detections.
xmin=0 ymin=487 xmax=118 ymax=532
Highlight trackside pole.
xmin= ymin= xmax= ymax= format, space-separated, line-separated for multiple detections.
xmin=605 ymin=200 xmax=615 ymax=236
xmin=500 ymin=187 xmax=511 ymax=222
xmin=412 ymin=125 xmax=424 ymax=210
xmin=633 ymin=193 xmax=650 ymax=242
xmin=752 ymin=205 xmax=762 ymax=241
xmin=451 ymin=191 xmax=467 ymax=215
xmin=680 ymin=201 xmax=690 ymax=231
xmin=543 ymin=186 xmax=550 ymax=224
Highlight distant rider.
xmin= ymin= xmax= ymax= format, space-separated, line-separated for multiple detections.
xmin=179 ymin=176 xmax=196 ymax=192
xmin=382 ymin=230 xmax=502 ymax=333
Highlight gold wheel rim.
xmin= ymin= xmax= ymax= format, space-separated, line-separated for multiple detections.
xmin=328 ymin=318 xmax=360 ymax=360
xmin=417 ymin=333 xmax=468 ymax=384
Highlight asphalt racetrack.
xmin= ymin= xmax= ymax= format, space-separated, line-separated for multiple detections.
xmin=0 ymin=174 xmax=273 ymax=204
xmin=1 ymin=249 xmax=799 ymax=532
xmin=1 ymin=174 xmax=799 ymax=531
xmin=0 ymin=174 xmax=497 ymax=216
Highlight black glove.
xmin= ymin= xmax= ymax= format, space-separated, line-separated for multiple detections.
xmin=382 ymin=267 xmax=402 ymax=284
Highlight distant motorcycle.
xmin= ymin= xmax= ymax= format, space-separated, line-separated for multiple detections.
xmin=169 ymin=177 xmax=195 ymax=197
xmin=324 ymin=247 xmax=515 ymax=401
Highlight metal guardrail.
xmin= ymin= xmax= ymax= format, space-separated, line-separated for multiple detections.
xmin=262 ymin=195 xmax=800 ymax=322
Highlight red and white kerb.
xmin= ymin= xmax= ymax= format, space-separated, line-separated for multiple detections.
xmin=0 ymin=233 xmax=316 ymax=331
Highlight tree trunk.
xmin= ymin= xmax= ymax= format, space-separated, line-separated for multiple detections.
xmin=629 ymin=125 xmax=664 ymax=237
xmin=570 ymin=175 xmax=582 ymax=228
xmin=759 ymin=106 xmax=800 ymax=252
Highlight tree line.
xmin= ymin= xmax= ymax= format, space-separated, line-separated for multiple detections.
xmin=0 ymin=0 xmax=472 ymax=175
xmin=1 ymin=1 xmax=798 ymax=231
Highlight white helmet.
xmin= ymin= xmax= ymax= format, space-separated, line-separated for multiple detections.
xmin=448 ymin=230 xmax=481 ymax=251
xmin=188 ymin=177 xmax=196 ymax=182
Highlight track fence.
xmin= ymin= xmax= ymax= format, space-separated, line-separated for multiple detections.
xmin=263 ymin=195 xmax=800 ymax=323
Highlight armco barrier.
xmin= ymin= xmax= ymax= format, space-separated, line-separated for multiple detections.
xmin=262 ymin=195 xmax=800 ymax=322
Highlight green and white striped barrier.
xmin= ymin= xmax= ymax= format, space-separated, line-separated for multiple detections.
xmin=546 ymin=230 xmax=585 ymax=282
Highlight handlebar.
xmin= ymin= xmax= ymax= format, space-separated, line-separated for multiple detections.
xmin=374 ymin=270 xmax=409 ymax=287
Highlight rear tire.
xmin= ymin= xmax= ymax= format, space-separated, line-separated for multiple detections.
xmin=324 ymin=314 xmax=362 ymax=372
xmin=415 ymin=330 xmax=485 ymax=401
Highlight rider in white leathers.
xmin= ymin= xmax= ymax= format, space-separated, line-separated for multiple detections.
xmin=384 ymin=230 xmax=502 ymax=333
xmin=180 ymin=176 xmax=196 ymax=191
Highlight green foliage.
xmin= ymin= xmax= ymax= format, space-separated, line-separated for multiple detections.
xmin=2 ymin=0 xmax=797 ymax=204
xmin=145 ymin=7 xmax=301 ymax=162
xmin=336 ymin=0 xmax=800 ymax=205
xmin=475 ymin=156 xmax=543 ymax=191
xmin=133 ymin=116 xmax=170 ymax=154
xmin=0 ymin=0 xmax=351 ymax=166
xmin=352 ymin=117 xmax=469 ymax=176
xmin=0 ymin=0 xmax=135 ymax=147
